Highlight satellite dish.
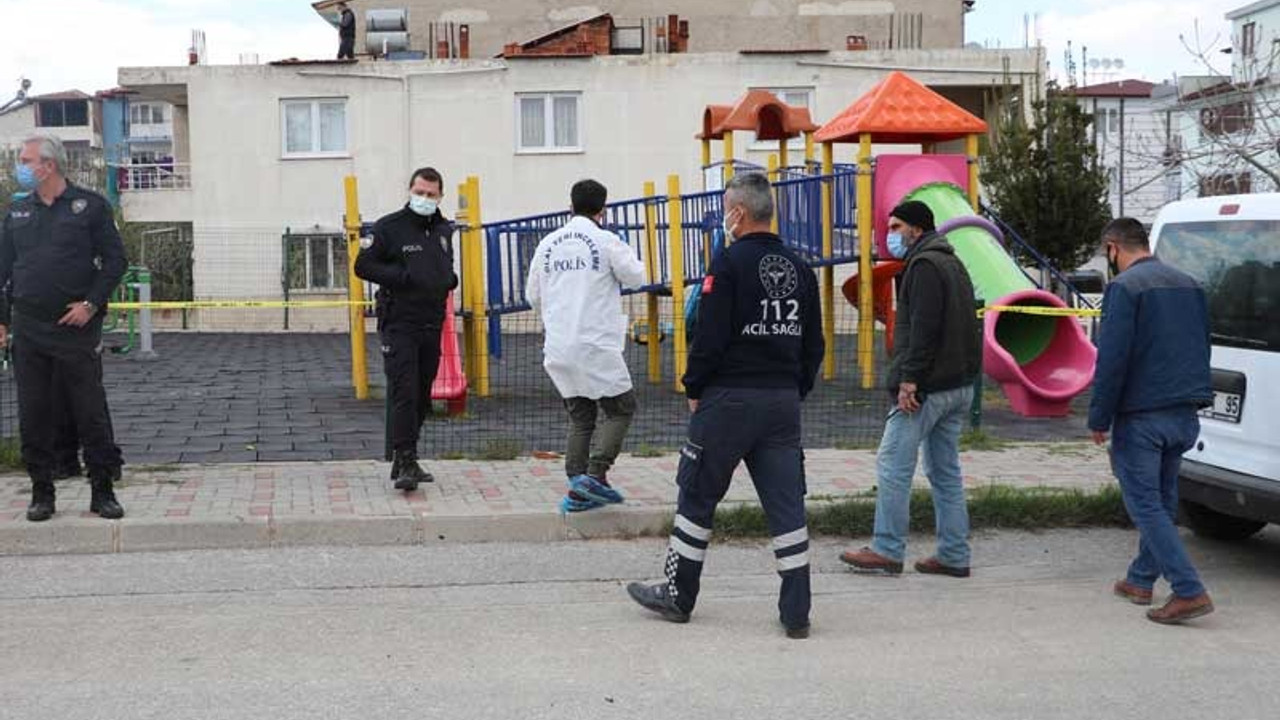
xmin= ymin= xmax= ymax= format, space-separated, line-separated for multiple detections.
xmin=1089 ymin=58 xmax=1101 ymax=68
xmin=1102 ymin=58 xmax=1114 ymax=69
xmin=1115 ymin=59 xmax=1125 ymax=69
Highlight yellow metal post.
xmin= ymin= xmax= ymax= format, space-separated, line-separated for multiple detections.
xmin=857 ymin=135 xmax=875 ymax=389
xmin=457 ymin=180 xmax=475 ymax=382
xmin=667 ymin=175 xmax=687 ymax=392
xmin=700 ymin=139 xmax=712 ymax=169
xmin=778 ymin=139 xmax=790 ymax=171
xmin=804 ymin=131 xmax=815 ymax=168
xmin=643 ymin=181 xmax=662 ymax=384
xmin=723 ymin=132 xmax=735 ymax=182
xmin=820 ymin=143 xmax=836 ymax=380
xmin=466 ymin=176 xmax=490 ymax=397
xmin=966 ymin=134 xmax=981 ymax=211
xmin=767 ymin=153 xmax=780 ymax=235
xmin=344 ymin=176 xmax=370 ymax=400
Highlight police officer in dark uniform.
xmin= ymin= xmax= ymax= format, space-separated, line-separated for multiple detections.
xmin=627 ymin=172 xmax=825 ymax=639
xmin=354 ymin=167 xmax=457 ymax=491
xmin=0 ymin=135 xmax=127 ymax=521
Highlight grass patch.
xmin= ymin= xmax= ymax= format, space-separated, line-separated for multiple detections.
xmin=127 ymin=463 xmax=183 ymax=474
xmin=708 ymin=484 xmax=1129 ymax=539
xmin=631 ymin=444 xmax=669 ymax=458
xmin=1044 ymin=442 xmax=1097 ymax=458
xmin=981 ymin=386 xmax=1009 ymax=409
xmin=0 ymin=437 xmax=23 ymax=471
xmin=959 ymin=428 xmax=1013 ymax=452
xmin=471 ymin=439 xmax=522 ymax=461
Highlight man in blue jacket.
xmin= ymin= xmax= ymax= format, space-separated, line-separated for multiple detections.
xmin=1089 ymin=217 xmax=1214 ymax=625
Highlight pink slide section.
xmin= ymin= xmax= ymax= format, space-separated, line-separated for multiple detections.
xmin=432 ymin=292 xmax=469 ymax=415
xmin=872 ymin=154 xmax=1096 ymax=417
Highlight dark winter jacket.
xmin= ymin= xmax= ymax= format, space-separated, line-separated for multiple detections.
xmin=886 ymin=231 xmax=982 ymax=396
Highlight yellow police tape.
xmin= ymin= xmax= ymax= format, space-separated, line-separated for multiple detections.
xmin=978 ymin=305 xmax=1101 ymax=318
xmin=108 ymin=300 xmax=1101 ymax=317
xmin=110 ymin=300 xmax=374 ymax=310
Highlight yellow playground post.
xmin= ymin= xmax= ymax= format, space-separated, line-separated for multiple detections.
xmin=767 ymin=153 xmax=780 ymax=235
xmin=343 ymin=175 xmax=370 ymax=400
xmin=643 ymin=180 xmax=662 ymax=384
xmin=966 ymin=133 xmax=981 ymax=211
xmin=667 ymin=175 xmax=688 ymax=392
xmin=722 ymin=132 xmax=735 ymax=182
xmin=856 ymin=135 xmax=875 ymax=389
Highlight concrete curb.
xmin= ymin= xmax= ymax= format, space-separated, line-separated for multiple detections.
xmin=0 ymin=506 xmax=676 ymax=557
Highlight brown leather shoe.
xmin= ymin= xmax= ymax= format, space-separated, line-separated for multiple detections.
xmin=1113 ymin=580 xmax=1153 ymax=605
xmin=914 ymin=557 xmax=970 ymax=578
xmin=1147 ymin=593 xmax=1214 ymax=625
xmin=839 ymin=547 xmax=903 ymax=575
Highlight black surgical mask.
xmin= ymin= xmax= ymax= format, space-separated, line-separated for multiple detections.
xmin=1106 ymin=246 xmax=1121 ymax=278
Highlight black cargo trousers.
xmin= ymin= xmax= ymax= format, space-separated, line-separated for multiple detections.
xmin=663 ymin=385 xmax=810 ymax=629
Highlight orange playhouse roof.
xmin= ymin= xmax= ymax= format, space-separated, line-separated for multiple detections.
xmin=698 ymin=89 xmax=819 ymax=141
xmin=815 ymin=71 xmax=988 ymax=144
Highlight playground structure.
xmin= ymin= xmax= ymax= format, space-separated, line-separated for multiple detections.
xmin=321 ymin=72 xmax=1097 ymax=421
xmin=117 ymin=71 xmax=1091 ymax=424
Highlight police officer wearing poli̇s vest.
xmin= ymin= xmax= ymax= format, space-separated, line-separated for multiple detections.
xmin=354 ymin=167 xmax=458 ymax=491
xmin=627 ymin=172 xmax=825 ymax=639
xmin=0 ymin=135 xmax=128 ymax=522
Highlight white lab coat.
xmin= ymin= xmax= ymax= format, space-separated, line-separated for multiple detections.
xmin=526 ymin=215 xmax=648 ymax=400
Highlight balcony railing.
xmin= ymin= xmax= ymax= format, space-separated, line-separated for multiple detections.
xmin=118 ymin=163 xmax=190 ymax=191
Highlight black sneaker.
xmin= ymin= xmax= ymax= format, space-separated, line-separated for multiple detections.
xmin=26 ymin=483 xmax=55 ymax=522
xmin=393 ymin=453 xmax=433 ymax=491
xmin=89 ymin=483 xmax=125 ymax=520
xmin=626 ymin=582 xmax=690 ymax=624
xmin=784 ymin=623 xmax=811 ymax=640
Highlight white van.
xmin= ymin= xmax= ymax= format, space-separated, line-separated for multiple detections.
xmin=1149 ymin=193 xmax=1280 ymax=540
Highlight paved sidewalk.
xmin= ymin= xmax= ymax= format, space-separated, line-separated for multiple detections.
xmin=0 ymin=443 xmax=1114 ymax=555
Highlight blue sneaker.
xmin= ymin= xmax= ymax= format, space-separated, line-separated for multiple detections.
xmin=569 ymin=474 xmax=624 ymax=505
xmin=559 ymin=493 xmax=604 ymax=514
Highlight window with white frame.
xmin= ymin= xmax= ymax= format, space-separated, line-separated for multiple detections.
xmin=286 ymin=234 xmax=349 ymax=291
xmin=130 ymin=103 xmax=166 ymax=125
xmin=516 ymin=92 xmax=581 ymax=153
xmin=281 ymin=99 xmax=348 ymax=158
xmin=750 ymin=87 xmax=814 ymax=151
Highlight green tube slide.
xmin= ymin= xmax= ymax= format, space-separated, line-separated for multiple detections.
xmin=904 ymin=182 xmax=1054 ymax=365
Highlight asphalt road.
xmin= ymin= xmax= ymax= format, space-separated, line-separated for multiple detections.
xmin=2 ymin=527 xmax=1278 ymax=719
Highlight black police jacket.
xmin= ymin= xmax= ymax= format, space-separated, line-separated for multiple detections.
xmin=0 ymin=183 xmax=126 ymax=324
xmin=354 ymin=205 xmax=458 ymax=330
xmin=683 ymin=232 xmax=824 ymax=400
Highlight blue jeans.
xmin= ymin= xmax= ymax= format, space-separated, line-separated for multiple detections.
xmin=1111 ymin=407 xmax=1205 ymax=598
xmin=871 ymin=385 xmax=973 ymax=567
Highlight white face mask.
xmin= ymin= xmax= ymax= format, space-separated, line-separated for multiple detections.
xmin=722 ymin=208 xmax=740 ymax=242
xmin=409 ymin=194 xmax=438 ymax=216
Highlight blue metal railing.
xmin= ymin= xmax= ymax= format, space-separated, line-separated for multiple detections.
xmin=980 ymin=202 xmax=1094 ymax=309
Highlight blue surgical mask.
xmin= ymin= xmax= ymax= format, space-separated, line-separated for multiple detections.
xmin=887 ymin=231 xmax=909 ymax=259
xmin=15 ymin=163 xmax=38 ymax=191
xmin=409 ymin=195 xmax=438 ymax=216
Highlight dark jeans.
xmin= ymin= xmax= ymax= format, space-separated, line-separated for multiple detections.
xmin=338 ymin=37 xmax=355 ymax=59
xmin=12 ymin=317 xmax=117 ymax=483
xmin=382 ymin=323 xmax=442 ymax=455
xmin=663 ymin=386 xmax=810 ymax=628
xmin=1111 ymin=406 xmax=1206 ymax=598
xmin=563 ymin=391 xmax=637 ymax=480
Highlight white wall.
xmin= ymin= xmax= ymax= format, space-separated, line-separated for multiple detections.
xmin=1079 ymin=94 xmax=1172 ymax=224
xmin=0 ymin=104 xmax=98 ymax=150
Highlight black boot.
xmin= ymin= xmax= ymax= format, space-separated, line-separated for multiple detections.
xmin=389 ymin=453 xmax=402 ymax=482
xmin=26 ymin=480 xmax=56 ymax=523
xmin=393 ymin=451 xmax=433 ymax=491
xmin=89 ymin=475 xmax=125 ymax=519
xmin=52 ymin=458 xmax=84 ymax=481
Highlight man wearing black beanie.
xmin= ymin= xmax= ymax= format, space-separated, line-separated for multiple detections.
xmin=840 ymin=198 xmax=982 ymax=578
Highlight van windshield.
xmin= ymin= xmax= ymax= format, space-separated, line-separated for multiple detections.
xmin=1155 ymin=220 xmax=1280 ymax=353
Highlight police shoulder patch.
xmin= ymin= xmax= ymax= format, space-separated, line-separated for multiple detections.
xmin=71 ymin=199 xmax=88 ymax=215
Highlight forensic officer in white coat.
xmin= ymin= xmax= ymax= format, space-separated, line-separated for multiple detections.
xmin=526 ymin=179 xmax=647 ymax=512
